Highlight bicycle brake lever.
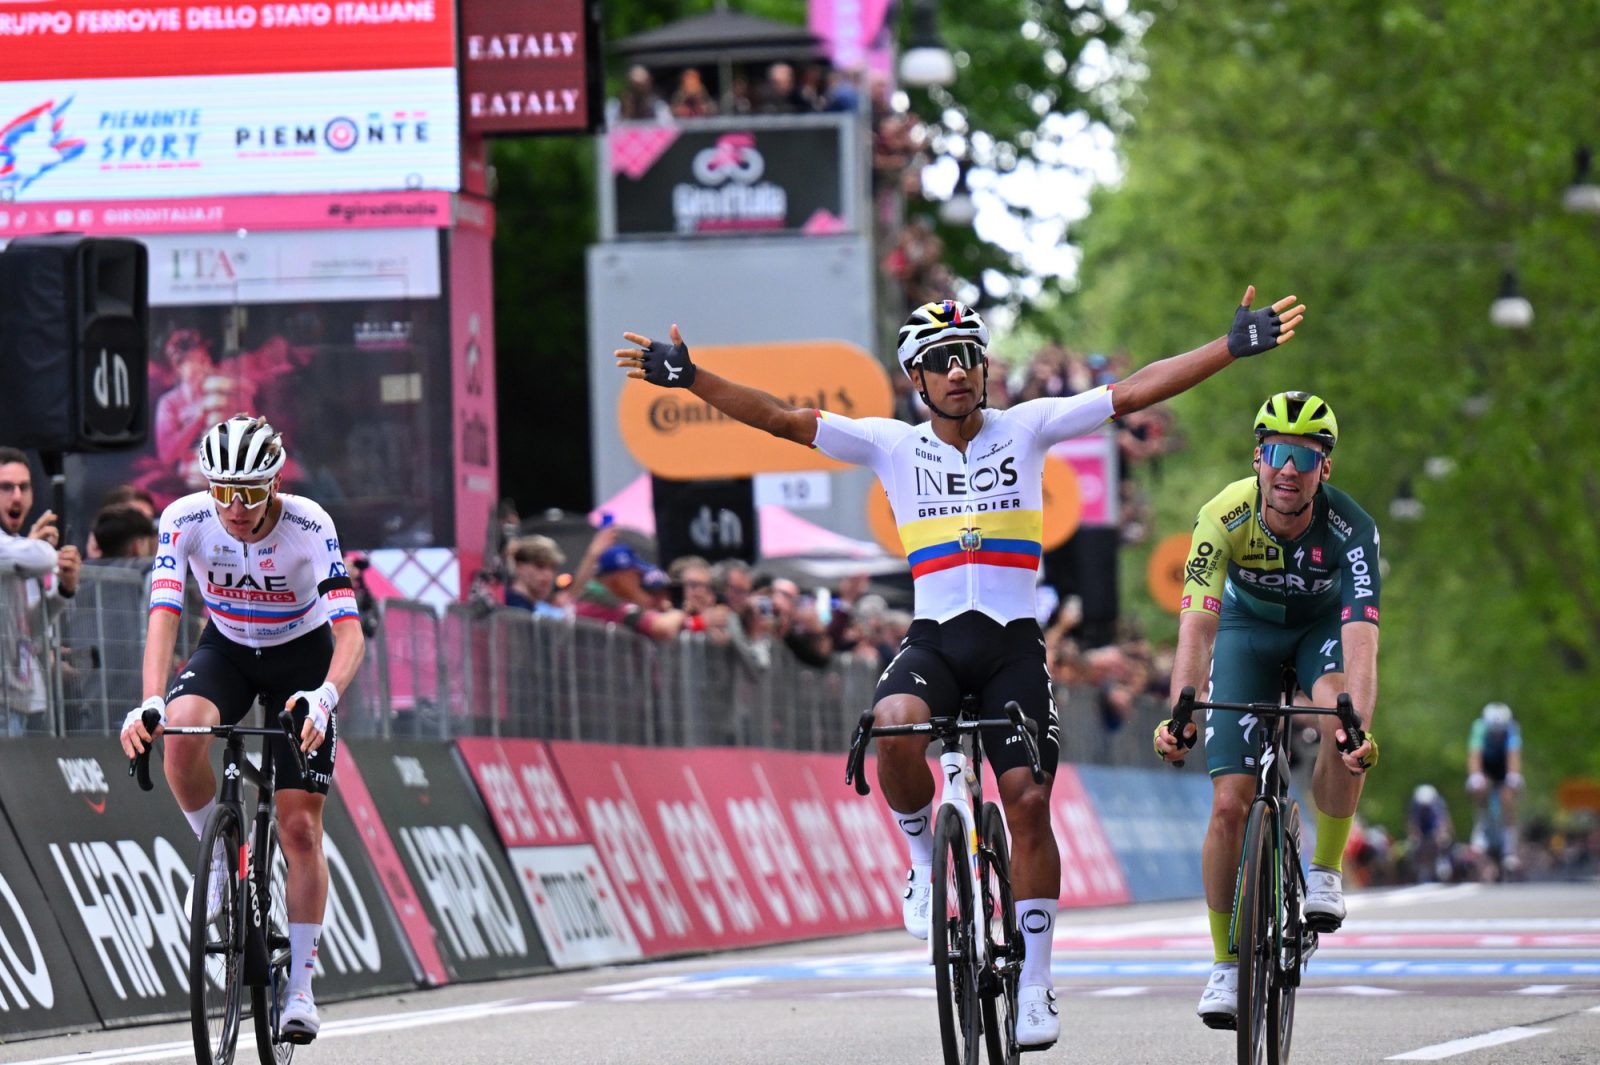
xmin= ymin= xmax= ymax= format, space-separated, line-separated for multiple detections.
xmin=129 ymin=707 xmax=163 ymax=791
xmin=1334 ymin=693 xmax=1364 ymax=754
xmin=283 ymin=700 xmax=310 ymax=779
xmin=1166 ymin=686 xmax=1199 ymax=768
xmin=846 ymin=708 xmax=873 ymax=796
xmin=1004 ymin=701 xmax=1046 ymax=784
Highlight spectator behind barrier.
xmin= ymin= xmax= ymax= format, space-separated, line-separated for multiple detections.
xmin=576 ymin=543 xmax=720 ymax=642
xmin=0 ymin=446 xmax=79 ymax=735
xmin=87 ymin=503 xmax=158 ymax=561
xmin=504 ymin=535 xmax=567 ymax=619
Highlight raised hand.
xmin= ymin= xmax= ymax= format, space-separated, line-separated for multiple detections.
xmin=616 ymin=323 xmax=698 ymax=388
xmin=1227 ymin=285 xmax=1306 ymax=358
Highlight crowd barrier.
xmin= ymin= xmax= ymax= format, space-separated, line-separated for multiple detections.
xmin=3 ymin=569 xmax=1169 ymax=768
xmin=0 ymin=729 xmax=1215 ymax=1041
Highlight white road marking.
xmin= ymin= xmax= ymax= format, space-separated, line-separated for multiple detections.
xmin=1513 ymin=984 xmax=1571 ymax=994
xmin=1387 ymin=1026 xmax=1550 ymax=1060
xmin=3 ymin=1000 xmax=577 ymax=1065
xmin=1303 ymin=985 xmax=1405 ymax=996
xmin=1087 ymin=986 xmax=1148 ymax=997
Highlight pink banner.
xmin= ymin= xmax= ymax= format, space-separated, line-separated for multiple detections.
xmin=448 ymin=220 xmax=499 ymax=595
xmin=334 ymin=744 xmax=451 ymax=985
xmin=456 ymin=739 xmax=589 ymax=848
xmin=548 ymin=743 xmax=910 ymax=957
xmin=1048 ymin=767 xmax=1131 ymax=908
xmin=808 ymin=0 xmax=895 ymax=78
xmin=0 ymin=190 xmax=456 ymax=237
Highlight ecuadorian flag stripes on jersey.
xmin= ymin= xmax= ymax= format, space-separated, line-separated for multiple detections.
xmin=899 ymin=508 xmax=1044 ymax=579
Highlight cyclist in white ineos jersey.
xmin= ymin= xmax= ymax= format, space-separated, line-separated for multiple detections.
xmin=617 ymin=286 xmax=1305 ymax=1050
xmin=119 ymin=414 xmax=366 ymax=1043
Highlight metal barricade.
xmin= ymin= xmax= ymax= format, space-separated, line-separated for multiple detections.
xmin=8 ymin=573 xmax=1158 ymax=768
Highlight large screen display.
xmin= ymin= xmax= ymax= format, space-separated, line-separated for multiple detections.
xmin=0 ymin=0 xmax=459 ymax=201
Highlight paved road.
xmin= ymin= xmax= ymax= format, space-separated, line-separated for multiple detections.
xmin=6 ymin=882 xmax=1598 ymax=1065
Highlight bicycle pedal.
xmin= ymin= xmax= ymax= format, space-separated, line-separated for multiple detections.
xmin=281 ymin=1029 xmax=317 ymax=1046
xmin=1018 ymin=1040 xmax=1058 ymax=1053
xmin=1200 ymin=1012 xmax=1238 ymax=1032
xmin=1304 ymin=913 xmax=1343 ymax=934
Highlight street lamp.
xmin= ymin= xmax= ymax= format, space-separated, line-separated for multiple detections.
xmin=1488 ymin=269 xmax=1533 ymax=330
xmin=898 ymin=0 xmax=956 ymax=88
xmin=1562 ymin=146 xmax=1600 ymax=215
xmin=1389 ymin=479 xmax=1424 ymax=522
xmin=938 ymin=160 xmax=976 ymax=226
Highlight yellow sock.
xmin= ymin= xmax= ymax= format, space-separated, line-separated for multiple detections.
xmin=1208 ymin=907 xmax=1237 ymax=963
xmin=1312 ymin=808 xmax=1354 ymax=872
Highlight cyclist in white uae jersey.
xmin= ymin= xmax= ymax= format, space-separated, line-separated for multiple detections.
xmin=119 ymin=414 xmax=364 ymax=1043
xmin=617 ymin=285 xmax=1305 ymax=1050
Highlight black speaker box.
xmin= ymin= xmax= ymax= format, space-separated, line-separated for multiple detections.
xmin=0 ymin=235 xmax=149 ymax=451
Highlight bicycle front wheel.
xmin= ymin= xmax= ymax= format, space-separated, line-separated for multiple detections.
xmin=1235 ymin=801 xmax=1276 ymax=1065
xmin=1270 ymin=820 xmax=1304 ymax=1065
xmin=191 ymin=805 xmax=247 ymax=1065
xmin=978 ymin=802 xmax=1019 ymax=1065
xmin=932 ymin=805 xmax=981 ymax=1065
xmin=250 ymin=814 xmax=295 ymax=1065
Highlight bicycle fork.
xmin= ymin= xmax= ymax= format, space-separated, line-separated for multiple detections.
xmin=939 ymin=748 xmax=989 ymax=970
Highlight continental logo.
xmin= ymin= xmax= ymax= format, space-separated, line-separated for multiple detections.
xmin=620 ymin=340 xmax=892 ymax=480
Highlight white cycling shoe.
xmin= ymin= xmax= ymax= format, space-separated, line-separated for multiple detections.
xmin=281 ymin=990 xmax=321 ymax=1043
xmin=1304 ymin=868 xmax=1346 ymax=933
xmin=183 ymin=845 xmax=228 ymax=926
xmin=1197 ymin=962 xmax=1239 ymax=1030
xmin=903 ymin=864 xmax=932 ymax=941
xmin=1016 ymin=985 xmax=1059 ymax=1050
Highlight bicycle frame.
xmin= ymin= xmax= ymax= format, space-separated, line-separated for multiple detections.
xmin=934 ymin=726 xmax=989 ymax=967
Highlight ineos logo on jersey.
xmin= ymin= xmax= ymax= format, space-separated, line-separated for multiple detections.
xmin=913 ymin=457 xmax=1018 ymax=497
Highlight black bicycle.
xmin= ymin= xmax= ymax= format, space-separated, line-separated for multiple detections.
xmin=131 ymin=703 xmax=309 ymax=1065
xmin=846 ymin=696 xmax=1044 ymax=1065
xmin=1164 ymin=669 xmax=1364 ymax=1065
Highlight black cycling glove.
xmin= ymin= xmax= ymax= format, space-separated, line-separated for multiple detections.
xmin=1227 ymin=302 xmax=1282 ymax=358
xmin=640 ymin=338 xmax=697 ymax=388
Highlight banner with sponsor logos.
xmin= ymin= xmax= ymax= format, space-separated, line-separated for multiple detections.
xmin=1073 ymin=764 xmax=1210 ymax=903
xmin=0 ymin=0 xmax=454 ymax=81
xmin=461 ymin=0 xmax=601 ymax=135
xmin=546 ymin=742 xmax=911 ymax=957
xmin=0 ymin=190 xmax=456 ymax=238
xmin=0 ymin=802 xmax=101 ymax=1039
xmin=455 ymin=739 xmax=641 ymax=969
xmin=342 ymin=740 xmax=552 ymax=981
xmin=0 ymin=70 xmax=459 ymax=203
xmin=605 ymin=118 xmax=854 ymax=239
xmin=0 ymin=738 xmax=420 ymax=1028
xmin=448 ymin=223 xmax=498 ymax=586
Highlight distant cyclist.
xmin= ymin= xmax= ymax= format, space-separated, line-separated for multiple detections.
xmin=619 ymin=286 xmax=1305 ymax=1050
xmin=1155 ymin=392 xmax=1380 ymax=1031
xmin=1467 ymin=701 xmax=1524 ymax=872
xmin=119 ymin=414 xmax=365 ymax=1043
xmin=1406 ymin=783 xmax=1455 ymax=883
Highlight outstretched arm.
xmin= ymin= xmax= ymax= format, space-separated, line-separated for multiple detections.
xmin=1112 ymin=286 xmax=1305 ymax=417
xmin=616 ymin=324 xmax=817 ymax=445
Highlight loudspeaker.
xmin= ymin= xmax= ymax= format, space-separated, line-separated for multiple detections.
xmin=0 ymin=235 xmax=149 ymax=451
xmin=652 ymin=476 xmax=758 ymax=566
xmin=1044 ymin=526 xmax=1120 ymax=647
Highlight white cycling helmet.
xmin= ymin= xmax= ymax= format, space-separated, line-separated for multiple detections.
xmin=198 ymin=414 xmax=286 ymax=484
xmin=1481 ymin=701 xmax=1513 ymax=726
xmin=896 ymin=299 xmax=989 ymax=378
xmin=1413 ymin=784 xmax=1438 ymax=805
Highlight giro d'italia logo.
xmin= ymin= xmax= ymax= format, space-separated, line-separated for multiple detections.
xmin=324 ymin=117 xmax=359 ymax=152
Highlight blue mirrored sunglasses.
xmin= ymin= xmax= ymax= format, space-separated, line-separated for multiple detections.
xmin=1259 ymin=442 xmax=1326 ymax=472
xmin=915 ymin=341 xmax=985 ymax=374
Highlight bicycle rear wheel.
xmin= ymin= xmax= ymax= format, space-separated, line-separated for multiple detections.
xmin=978 ymin=803 xmax=1019 ymax=1065
xmin=191 ymin=806 xmax=247 ymax=1065
xmin=1235 ymin=801 xmax=1275 ymax=1065
xmin=932 ymin=805 xmax=980 ymax=1065
xmin=250 ymin=815 xmax=295 ymax=1065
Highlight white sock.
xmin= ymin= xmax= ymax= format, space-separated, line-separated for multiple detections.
xmin=893 ymin=801 xmax=936 ymax=866
xmin=287 ymin=923 xmax=321 ymax=998
xmin=183 ymin=799 xmax=216 ymax=838
xmin=1017 ymin=899 xmax=1056 ymax=987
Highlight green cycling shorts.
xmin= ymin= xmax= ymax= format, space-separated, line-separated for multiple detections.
xmin=1204 ymin=608 xmax=1343 ymax=778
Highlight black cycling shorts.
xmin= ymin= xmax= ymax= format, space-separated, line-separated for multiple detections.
xmin=874 ymin=611 xmax=1059 ymax=779
xmin=166 ymin=622 xmax=337 ymax=794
